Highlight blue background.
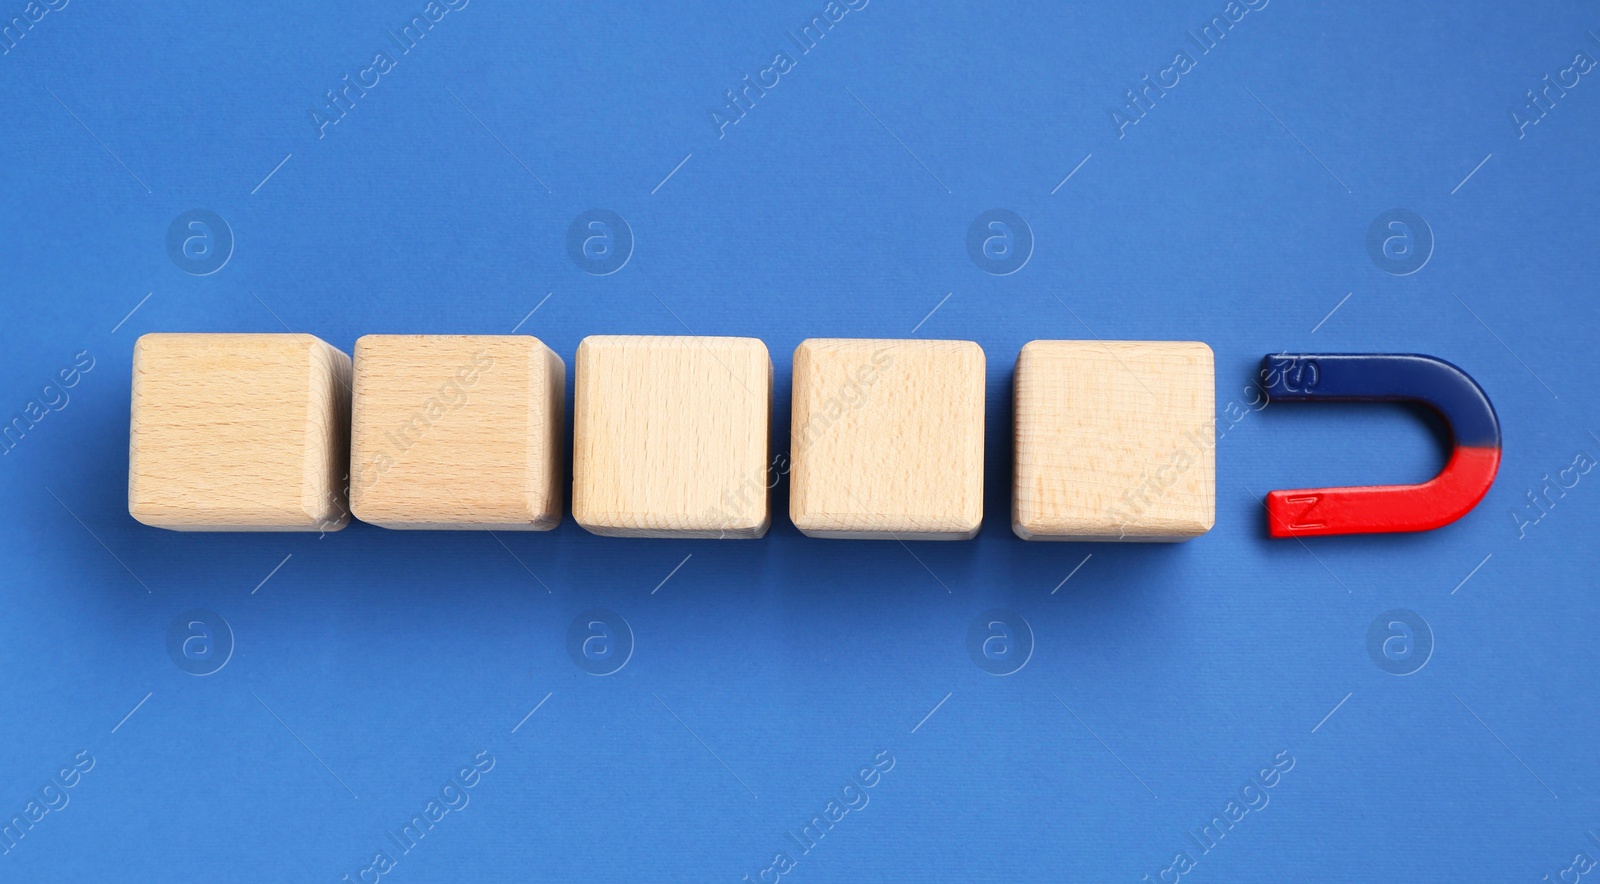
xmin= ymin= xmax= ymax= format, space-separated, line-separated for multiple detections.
xmin=2 ymin=1 xmax=1597 ymax=880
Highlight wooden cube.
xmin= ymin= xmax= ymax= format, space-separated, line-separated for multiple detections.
xmin=572 ymin=335 xmax=771 ymax=538
xmin=129 ymin=333 xmax=352 ymax=532
xmin=349 ymin=335 xmax=564 ymax=530
xmin=789 ymin=339 xmax=985 ymax=540
xmin=1013 ymin=340 xmax=1215 ymax=542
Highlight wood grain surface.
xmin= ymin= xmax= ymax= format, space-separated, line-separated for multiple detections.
xmin=1012 ymin=340 xmax=1215 ymax=542
xmin=129 ymin=333 xmax=351 ymax=531
xmin=350 ymin=334 xmax=564 ymax=530
xmin=789 ymin=338 xmax=985 ymax=540
xmin=572 ymin=335 xmax=771 ymax=538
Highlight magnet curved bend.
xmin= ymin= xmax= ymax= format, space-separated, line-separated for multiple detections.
xmin=1260 ymin=353 xmax=1500 ymax=538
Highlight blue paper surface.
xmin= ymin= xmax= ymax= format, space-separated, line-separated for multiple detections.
xmin=2 ymin=1 xmax=1598 ymax=880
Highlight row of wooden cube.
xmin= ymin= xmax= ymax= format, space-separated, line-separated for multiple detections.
xmin=129 ymin=333 xmax=1215 ymax=541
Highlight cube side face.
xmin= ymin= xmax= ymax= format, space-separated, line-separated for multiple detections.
xmin=1013 ymin=340 xmax=1215 ymax=542
xmin=349 ymin=335 xmax=564 ymax=530
xmin=572 ymin=336 xmax=770 ymax=538
xmin=304 ymin=340 xmax=353 ymax=532
xmin=532 ymin=345 xmax=567 ymax=531
xmin=789 ymin=339 xmax=985 ymax=540
xmin=129 ymin=333 xmax=351 ymax=532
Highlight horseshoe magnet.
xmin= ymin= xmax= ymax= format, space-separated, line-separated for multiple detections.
xmin=1259 ymin=353 xmax=1500 ymax=538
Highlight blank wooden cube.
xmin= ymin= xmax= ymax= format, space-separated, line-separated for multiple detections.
xmin=129 ymin=333 xmax=351 ymax=532
xmin=349 ymin=335 xmax=564 ymax=530
xmin=572 ymin=335 xmax=771 ymax=538
xmin=1013 ymin=340 xmax=1215 ymax=542
xmin=789 ymin=339 xmax=985 ymax=540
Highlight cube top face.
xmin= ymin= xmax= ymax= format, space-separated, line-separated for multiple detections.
xmin=1013 ymin=340 xmax=1215 ymax=542
xmin=350 ymin=335 xmax=565 ymax=531
xmin=129 ymin=333 xmax=351 ymax=532
xmin=790 ymin=338 xmax=985 ymax=540
xmin=572 ymin=335 xmax=772 ymax=538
